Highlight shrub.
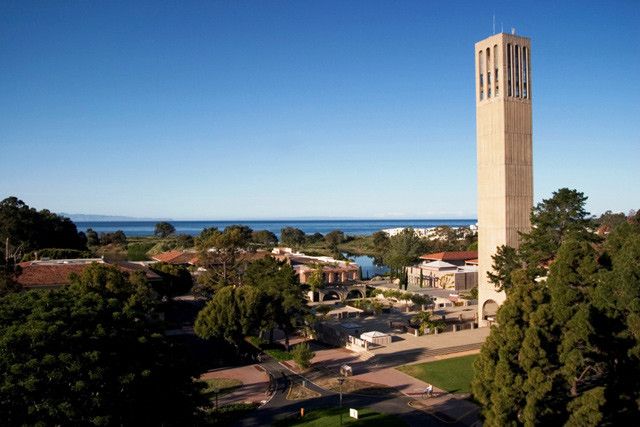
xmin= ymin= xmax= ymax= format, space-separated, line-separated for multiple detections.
xmin=291 ymin=342 xmax=315 ymax=370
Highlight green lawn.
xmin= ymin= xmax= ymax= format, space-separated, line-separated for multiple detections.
xmin=274 ymin=407 xmax=406 ymax=427
xmin=202 ymin=378 xmax=243 ymax=397
xmin=397 ymin=354 xmax=478 ymax=394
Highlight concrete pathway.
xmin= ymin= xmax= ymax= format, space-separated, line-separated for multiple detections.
xmin=200 ymin=364 xmax=270 ymax=406
xmin=370 ymin=327 xmax=489 ymax=357
xmin=301 ymin=339 xmax=483 ymax=425
xmin=236 ymin=355 xmax=463 ymax=427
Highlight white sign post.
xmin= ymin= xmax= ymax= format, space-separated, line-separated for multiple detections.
xmin=349 ymin=408 xmax=359 ymax=419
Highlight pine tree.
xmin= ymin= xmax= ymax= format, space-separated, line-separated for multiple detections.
xmin=472 ymin=189 xmax=640 ymax=425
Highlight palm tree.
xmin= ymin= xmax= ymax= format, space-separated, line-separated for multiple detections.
xmin=411 ymin=311 xmax=444 ymax=335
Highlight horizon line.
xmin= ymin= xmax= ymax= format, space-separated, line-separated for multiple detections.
xmin=71 ymin=217 xmax=479 ymax=223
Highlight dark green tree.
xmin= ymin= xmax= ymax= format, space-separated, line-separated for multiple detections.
xmin=291 ymin=342 xmax=315 ymax=370
xmin=520 ymin=188 xmax=597 ymax=270
xmin=0 ymin=197 xmax=86 ymax=260
xmin=243 ymin=257 xmax=307 ymax=350
xmin=154 ymin=221 xmax=176 ymax=238
xmin=372 ymin=231 xmax=390 ymax=264
xmin=280 ymin=227 xmax=306 ymax=248
xmin=22 ymin=248 xmax=93 ymax=261
xmin=472 ymin=189 xmax=640 ymax=426
xmin=307 ymin=263 xmax=325 ymax=291
xmin=324 ymin=230 xmax=345 ymax=250
xmin=251 ymin=229 xmax=278 ymax=246
xmin=86 ymin=228 xmax=100 ymax=246
xmin=196 ymin=257 xmax=307 ymax=350
xmin=383 ymin=228 xmax=426 ymax=282
xmin=0 ymin=263 xmax=206 ymax=425
xmin=150 ymin=262 xmax=193 ymax=297
xmin=195 ymin=225 xmax=254 ymax=291
xmin=0 ymin=269 xmax=20 ymax=297
xmin=99 ymin=230 xmax=127 ymax=245
xmin=305 ymin=232 xmax=324 ymax=244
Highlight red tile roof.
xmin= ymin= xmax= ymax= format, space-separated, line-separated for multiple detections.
xmin=465 ymin=258 xmax=479 ymax=265
xmin=14 ymin=260 xmax=161 ymax=288
xmin=152 ymin=250 xmax=199 ymax=265
xmin=151 ymin=250 xmax=189 ymax=264
xmin=419 ymin=251 xmax=478 ymax=262
xmin=14 ymin=263 xmax=89 ymax=288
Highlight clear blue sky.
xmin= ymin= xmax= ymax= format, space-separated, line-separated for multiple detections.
xmin=1 ymin=1 xmax=638 ymax=219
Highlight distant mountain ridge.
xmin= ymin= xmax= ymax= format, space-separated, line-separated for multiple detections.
xmin=61 ymin=213 xmax=172 ymax=222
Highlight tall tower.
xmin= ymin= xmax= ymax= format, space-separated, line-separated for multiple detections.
xmin=475 ymin=33 xmax=533 ymax=326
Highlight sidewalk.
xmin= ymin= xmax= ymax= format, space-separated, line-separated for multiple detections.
xmin=370 ymin=327 xmax=489 ymax=358
xmin=200 ymin=364 xmax=270 ymax=405
xmin=354 ymin=365 xmax=480 ymax=425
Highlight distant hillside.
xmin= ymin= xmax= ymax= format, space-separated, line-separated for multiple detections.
xmin=61 ymin=213 xmax=171 ymax=222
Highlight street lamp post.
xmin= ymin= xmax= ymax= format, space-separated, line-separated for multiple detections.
xmin=213 ymin=387 xmax=219 ymax=410
xmin=337 ymin=377 xmax=346 ymax=427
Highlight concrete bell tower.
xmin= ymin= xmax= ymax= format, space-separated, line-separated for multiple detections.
xmin=475 ymin=32 xmax=533 ymax=326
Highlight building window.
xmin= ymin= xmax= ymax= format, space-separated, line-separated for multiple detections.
xmin=479 ymin=50 xmax=484 ymax=101
xmin=523 ymin=46 xmax=529 ymax=98
xmin=493 ymin=44 xmax=499 ymax=96
xmin=514 ymin=45 xmax=520 ymax=97
xmin=493 ymin=44 xmax=498 ymax=80
xmin=507 ymin=43 xmax=512 ymax=96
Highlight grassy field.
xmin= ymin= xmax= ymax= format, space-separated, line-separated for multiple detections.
xmin=397 ymin=354 xmax=478 ymax=394
xmin=202 ymin=378 xmax=243 ymax=397
xmin=273 ymin=407 xmax=406 ymax=426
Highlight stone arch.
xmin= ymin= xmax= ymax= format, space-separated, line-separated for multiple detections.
xmin=346 ymin=289 xmax=364 ymax=300
xmin=482 ymin=299 xmax=499 ymax=320
xmin=322 ymin=291 xmax=341 ymax=302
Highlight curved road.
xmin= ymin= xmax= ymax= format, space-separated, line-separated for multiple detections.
xmin=234 ymin=357 xmax=472 ymax=427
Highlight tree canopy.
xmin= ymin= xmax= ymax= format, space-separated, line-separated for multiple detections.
xmin=472 ymin=190 xmax=640 ymax=426
xmin=251 ymin=229 xmax=278 ymax=246
xmin=0 ymin=263 xmax=205 ymax=425
xmin=383 ymin=228 xmax=427 ymax=287
xmin=154 ymin=221 xmax=176 ymax=238
xmin=0 ymin=197 xmax=86 ymax=261
xmin=150 ymin=262 xmax=193 ymax=297
xmin=195 ymin=257 xmax=307 ymax=350
xmin=194 ymin=225 xmax=254 ymax=293
xmin=324 ymin=230 xmax=346 ymax=250
xmin=280 ymin=227 xmax=306 ymax=248
xmin=488 ymin=188 xmax=600 ymax=292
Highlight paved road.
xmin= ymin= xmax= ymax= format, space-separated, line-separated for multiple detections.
xmin=234 ymin=356 xmax=471 ymax=427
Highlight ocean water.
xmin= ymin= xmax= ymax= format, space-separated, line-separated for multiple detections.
xmin=75 ymin=219 xmax=476 ymax=238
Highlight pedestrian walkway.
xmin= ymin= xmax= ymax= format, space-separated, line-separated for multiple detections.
xmin=200 ymin=364 xmax=270 ymax=405
xmin=370 ymin=327 xmax=489 ymax=358
xmin=354 ymin=366 xmax=479 ymax=425
xmin=354 ymin=366 xmax=433 ymax=397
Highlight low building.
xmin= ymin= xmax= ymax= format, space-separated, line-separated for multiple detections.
xmin=271 ymin=248 xmax=363 ymax=302
xmin=419 ymin=251 xmax=478 ymax=266
xmin=271 ymin=248 xmax=360 ymax=285
xmin=406 ymin=251 xmax=478 ymax=292
xmin=151 ymin=250 xmax=199 ymax=265
xmin=14 ymin=258 xmax=162 ymax=289
xmin=152 ymin=249 xmax=270 ymax=270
